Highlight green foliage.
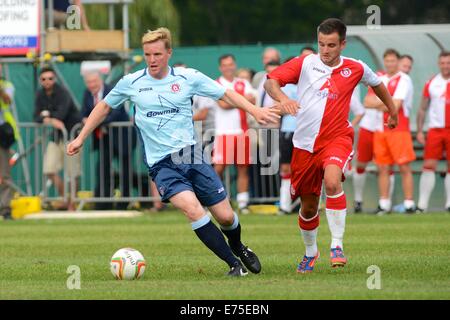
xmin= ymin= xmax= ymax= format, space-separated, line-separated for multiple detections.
xmin=172 ymin=0 xmax=449 ymax=45
xmin=84 ymin=0 xmax=180 ymax=48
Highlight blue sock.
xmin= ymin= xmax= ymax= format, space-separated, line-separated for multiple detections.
xmin=220 ymin=212 xmax=243 ymax=252
xmin=192 ymin=215 xmax=239 ymax=267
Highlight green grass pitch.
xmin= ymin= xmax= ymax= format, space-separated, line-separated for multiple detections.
xmin=1 ymin=211 xmax=449 ymax=299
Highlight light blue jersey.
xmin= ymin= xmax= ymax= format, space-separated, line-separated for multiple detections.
xmin=280 ymin=84 xmax=298 ymax=133
xmin=104 ymin=66 xmax=225 ymax=167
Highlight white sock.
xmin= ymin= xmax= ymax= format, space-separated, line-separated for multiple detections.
xmin=326 ymin=207 xmax=346 ymax=249
xmin=445 ymin=174 xmax=450 ymax=208
xmin=236 ymin=192 xmax=249 ymax=209
xmin=418 ymin=171 xmax=435 ymax=210
xmin=279 ymin=178 xmax=292 ymax=212
xmin=404 ymin=199 xmax=415 ymax=210
xmin=389 ymin=173 xmax=395 ymax=201
xmin=353 ymin=171 xmax=366 ymax=203
xmin=379 ymin=198 xmax=391 ymax=211
xmin=300 ymin=227 xmax=318 ymax=257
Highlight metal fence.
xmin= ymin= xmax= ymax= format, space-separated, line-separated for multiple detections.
xmin=11 ymin=122 xmax=450 ymax=211
xmin=13 ymin=122 xmax=283 ymax=210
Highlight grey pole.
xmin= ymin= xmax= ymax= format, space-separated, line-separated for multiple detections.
xmin=108 ymin=4 xmax=115 ymax=30
xmin=40 ymin=0 xmax=47 ymax=68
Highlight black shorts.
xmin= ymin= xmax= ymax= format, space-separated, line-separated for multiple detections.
xmin=279 ymin=131 xmax=294 ymax=165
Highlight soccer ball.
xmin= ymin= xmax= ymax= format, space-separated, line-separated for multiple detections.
xmin=110 ymin=248 xmax=146 ymax=280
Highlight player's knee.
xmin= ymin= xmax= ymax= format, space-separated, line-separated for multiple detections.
xmin=423 ymin=165 xmax=437 ymax=172
xmin=378 ymin=165 xmax=390 ymax=175
xmin=399 ymin=164 xmax=412 ymax=174
xmin=181 ymin=202 xmax=205 ymax=221
xmin=217 ymin=213 xmax=234 ymax=226
xmin=324 ymin=180 xmax=341 ymax=197
xmin=301 ymin=203 xmax=318 ymax=218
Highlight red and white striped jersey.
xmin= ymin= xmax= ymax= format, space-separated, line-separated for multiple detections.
xmin=423 ymin=73 xmax=450 ymax=128
xmin=214 ymin=76 xmax=255 ymax=135
xmin=375 ymin=71 xmax=413 ymax=132
xmin=267 ymin=54 xmax=381 ymax=153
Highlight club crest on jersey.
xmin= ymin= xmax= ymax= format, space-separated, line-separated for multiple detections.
xmin=340 ymin=68 xmax=352 ymax=78
xmin=171 ymin=83 xmax=180 ymax=93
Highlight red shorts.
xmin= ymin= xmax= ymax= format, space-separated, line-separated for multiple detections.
xmin=290 ymin=134 xmax=354 ymax=197
xmin=424 ymin=128 xmax=450 ymax=161
xmin=213 ymin=134 xmax=252 ymax=165
xmin=356 ymin=127 xmax=374 ymax=163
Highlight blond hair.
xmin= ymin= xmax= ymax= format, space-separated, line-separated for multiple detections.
xmin=141 ymin=27 xmax=172 ymax=49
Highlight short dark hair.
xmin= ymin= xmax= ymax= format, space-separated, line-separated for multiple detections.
xmin=383 ymin=49 xmax=400 ymax=59
xmin=439 ymin=51 xmax=450 ymax=58
xmin=39 ymin=66 xmax=55 ymax=75
xmin=301 ymin=46 xmax=316 ymax=54
xmin=317 ymin=18 xmax=347 ymax=41
xmin=400 ymin=54 xmax=413 ymax=62
xmin=218 ymin=54 xmax=235 ymax=64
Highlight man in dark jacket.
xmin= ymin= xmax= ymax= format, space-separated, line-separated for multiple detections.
xmin=82 ymin=71 xmax=134 ymax=210
xmin=34 ymin=66 xmax=82 ymax=210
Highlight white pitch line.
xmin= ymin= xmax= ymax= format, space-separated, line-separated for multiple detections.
xmin=23 ymin=211 xmax=143 ymax=220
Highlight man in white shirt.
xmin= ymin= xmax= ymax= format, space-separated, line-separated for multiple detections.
xmin=214 ymin=54 xmax=257 ymax=213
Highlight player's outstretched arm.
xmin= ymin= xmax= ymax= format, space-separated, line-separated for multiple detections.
xmin=66 ymin=100 xmax=111 ymax=156
xmin=371 ymin=83 xmax=398 ymax=129
xmin=264 ymin=79 xmax=299 ymax=116
xmin=221 ymin=89 xmax=280 ymax=125
xmin=363 ymin=95 xmax=386 ymax=111
xmin=416 ymin=96 xmax=430 ymax=144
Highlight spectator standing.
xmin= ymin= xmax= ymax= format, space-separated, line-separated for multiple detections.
xmin=252 ymin=47 xmax=281 ymax=89
xmin=34 ymin=67 xmax=82 ymax=210
xmin=82 ymin=71 xmax=133 ymax=210
xmin=0 ymin=64 xmax=18 ymax=220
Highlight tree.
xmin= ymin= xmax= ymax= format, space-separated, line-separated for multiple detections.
xmin=84 ymin=0 xmax=180 ymax=48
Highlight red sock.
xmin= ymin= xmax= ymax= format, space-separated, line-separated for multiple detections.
xmin=298 ymin=213 xmax=319 ymax=230
xmin=326 ymin=192 xmax=347 ymax=210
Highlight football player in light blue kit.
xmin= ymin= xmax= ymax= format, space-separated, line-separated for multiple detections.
xmin=67 ymin=28 xmax=280 ymax=277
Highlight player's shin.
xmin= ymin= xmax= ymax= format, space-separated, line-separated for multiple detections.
xmin=389 ymin=171 xmax=395 ymax=201
xmin=445 ymin=172 xmax=450 ymax=209
xmin=220 ymin=211 xmax=242 ymax=251
xmin=279 ymin=173 xmax=292 ymax=212
xmin=298 ymin=212 xmax=319 ymax=257
xmin=325 ymin=191 xmax=347 ymax=250
xmin=418 ymin=170 xmax=436 ymax=210
xmin=237 ymin=192 xmax=249 ymax=210
xmin=192 ymin=215 xmax=239 ymax=267
xmin=353 ymin=168 xmax=366 ymax=203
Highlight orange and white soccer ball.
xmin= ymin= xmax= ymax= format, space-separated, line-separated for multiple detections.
xmin=110 ymin=248 xmax=146 ymax=280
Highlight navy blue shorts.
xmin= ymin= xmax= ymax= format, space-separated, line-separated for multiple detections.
xmin=149 ymin=146 xmax=228 ymax=207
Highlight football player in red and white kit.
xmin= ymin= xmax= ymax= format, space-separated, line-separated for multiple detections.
xmin=265 ymin=18 xmax=398 ymax=273
xmin=353 ymin=73 xmax=396 ymax=214
xmin=366 ymin=49 xmax=416 ymax=214
xmin=213 ymin=54 xmax=257 ymax=213
xmin=417 ymin=51 xmax=450 ymax=212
